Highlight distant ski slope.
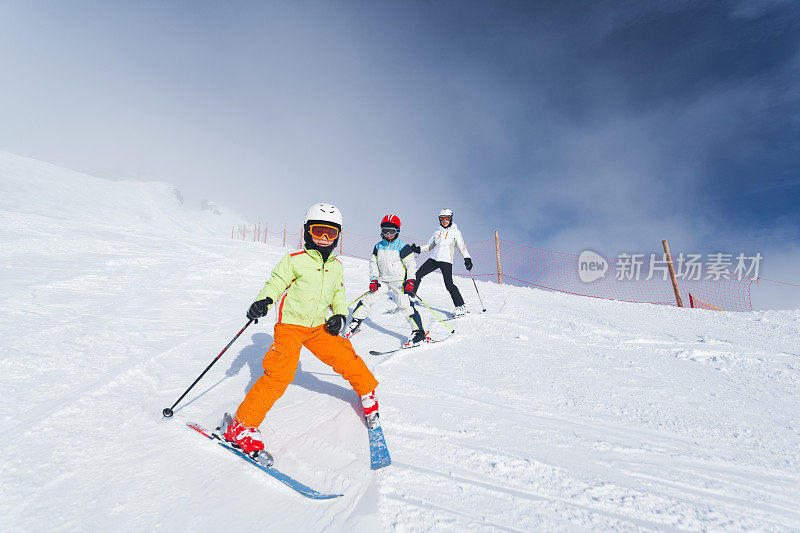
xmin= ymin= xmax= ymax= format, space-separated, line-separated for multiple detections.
xmin=2 ymin=152 xmax=799 ymax=531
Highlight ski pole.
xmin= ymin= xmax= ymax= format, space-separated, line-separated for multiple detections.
xmin=348 ymin=290 xmax=369 ymax=308
xmin=470 ymin=272 xmax=486 ymax=312
xmin=162 ymin=318 xmax=255 ymax=418
xmin=413 ymin=294 xmax=455 ymax=334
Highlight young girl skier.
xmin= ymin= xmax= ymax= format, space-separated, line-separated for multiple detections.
xmin=220 ymin=203 xmax=380 ymax=458
xmin=411 ymin=208 xmax=473 ymax=317
xmin=345 ymin=214 xmax=428 ymax=347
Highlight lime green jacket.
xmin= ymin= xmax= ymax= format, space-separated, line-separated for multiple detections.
xmin=256 ymin=248 xmax=347 ymax=327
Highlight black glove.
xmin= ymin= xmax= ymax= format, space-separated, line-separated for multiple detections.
xmin=246 ymin=298 xmax=272 ymax=321
xmin=324 ymin=314 xmax=347 ymax=336
xmin=411 ymin=244 xmax=421 ymax=254
xmin=464 ymin=257 xmax=473 ymax=271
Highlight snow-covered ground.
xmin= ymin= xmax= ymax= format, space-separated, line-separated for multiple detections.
xmin=2 ymin=152 xmax=799 ymax=532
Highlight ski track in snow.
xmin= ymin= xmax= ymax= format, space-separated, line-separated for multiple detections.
xmin=2 ymin=153 xmax=800 ymax=531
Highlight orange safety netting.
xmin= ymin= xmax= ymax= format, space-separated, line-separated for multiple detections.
xmin=486 ymin=239 xmax=752 ymax=311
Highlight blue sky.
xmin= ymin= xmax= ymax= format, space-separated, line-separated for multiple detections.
xmin=1 ymin=1 xmax=798 ymax=270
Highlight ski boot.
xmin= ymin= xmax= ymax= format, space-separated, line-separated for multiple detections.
xmin=344 ymin=318 xmax=363 ymax=339
xmin=453 ymin=305 xmax=467 ymax=317
xmin=218 ymin=413 xmax=273 ymax=466
xmin=403 ymin=329 xmax=430 ymax=349
xmin=360 ymin=390 xmax=380 ymax=429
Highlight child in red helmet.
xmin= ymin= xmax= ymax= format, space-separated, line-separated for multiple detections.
xmin=346 ymin=215 xmax=429 ymax=347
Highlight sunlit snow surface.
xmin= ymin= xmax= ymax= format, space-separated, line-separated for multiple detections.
xmin=2 ymin=152 xmax=799 ymax=532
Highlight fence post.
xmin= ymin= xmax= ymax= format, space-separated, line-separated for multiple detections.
xmin=264 ymin=221 xmax=268 ymax=244
xmin=283 ymin=224 xmax=286 ymax=247
xmin=662 ymin=239 xmax=683 ymax=307
xmin=495 ymin=230 xmax=502 ymax=284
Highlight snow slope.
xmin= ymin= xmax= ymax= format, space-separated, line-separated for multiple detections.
xmin=2 ymin=153 xmax=799 ymax=532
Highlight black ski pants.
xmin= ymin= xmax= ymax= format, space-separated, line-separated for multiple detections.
xmin=414 ymin=259 xmax=464 ymax=307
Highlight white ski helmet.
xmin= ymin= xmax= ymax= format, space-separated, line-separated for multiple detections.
xmin=303 ymin=202 xmax=343 ymax=249
xmin=438 ymin=208 xmax=453 ymax=227
xmin=304 ymin=203 xmax=343 ymax=227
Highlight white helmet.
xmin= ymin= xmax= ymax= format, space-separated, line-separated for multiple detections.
xmin=304 ymin=203 xmax=342 ymax=227
xmin=438 ymin=208 xmax=453 ymax=227
xmin=303 ymin=202 xmax=342 ymax=250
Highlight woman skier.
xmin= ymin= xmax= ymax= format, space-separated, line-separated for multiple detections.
xmin=346 ymin=214 xmax=428 ymax=347
xmin=219 ymin=203 xmax=380 ymax=458
xmin=411 ymin=208 xmax=473 ymax=317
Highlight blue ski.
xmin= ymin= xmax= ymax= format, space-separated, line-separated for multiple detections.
xmin=187 ymin=423 xmax=342 ymax=500
xmin=367 ymin=420 xmax=392 ymax=470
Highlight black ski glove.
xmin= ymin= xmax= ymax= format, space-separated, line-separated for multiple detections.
xmin=411 ymin=244 xmax=421 ymax=254
xmin=324 ymin=314 xmax=347 ymax=336
xmin=246 ymin=298 xmax=273 ymax=321
xmin=464 ymin=257 xmax=473 ymax=271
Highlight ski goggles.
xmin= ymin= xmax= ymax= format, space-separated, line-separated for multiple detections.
xmin=380 ymin=227 xmax=399 ymax=236
xmin=438 ymin=215 xmax=451 ymax=223
xmin=308 ymin=224 xmax=339 ymax=240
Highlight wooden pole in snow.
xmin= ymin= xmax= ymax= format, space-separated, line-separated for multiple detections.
xmin=662 ymin=239 xmax=683 ymax=307
xmin=495 ymin=230 xmax=502 ymax=284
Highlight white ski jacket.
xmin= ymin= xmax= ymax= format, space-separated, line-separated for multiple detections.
xmin=370 ymin=238 xmax=417 ymax=283
xmin=420 ymin=223 xmax=471 ymax=264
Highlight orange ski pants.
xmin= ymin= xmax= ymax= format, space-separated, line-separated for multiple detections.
xmin=235 ymin=323 xmax=379 ymax=428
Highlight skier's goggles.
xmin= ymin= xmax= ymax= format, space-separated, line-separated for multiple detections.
xmin=438 ymin=215 xmax=451 ymax=222
xmin=308 ymin=224 xmax=339 ymax=240
xmin=380 ymin=227 xmax=399 ymax=236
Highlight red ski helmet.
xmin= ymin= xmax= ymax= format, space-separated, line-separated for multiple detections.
xmin=380 ymin=214 xmax=401 ymax=230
